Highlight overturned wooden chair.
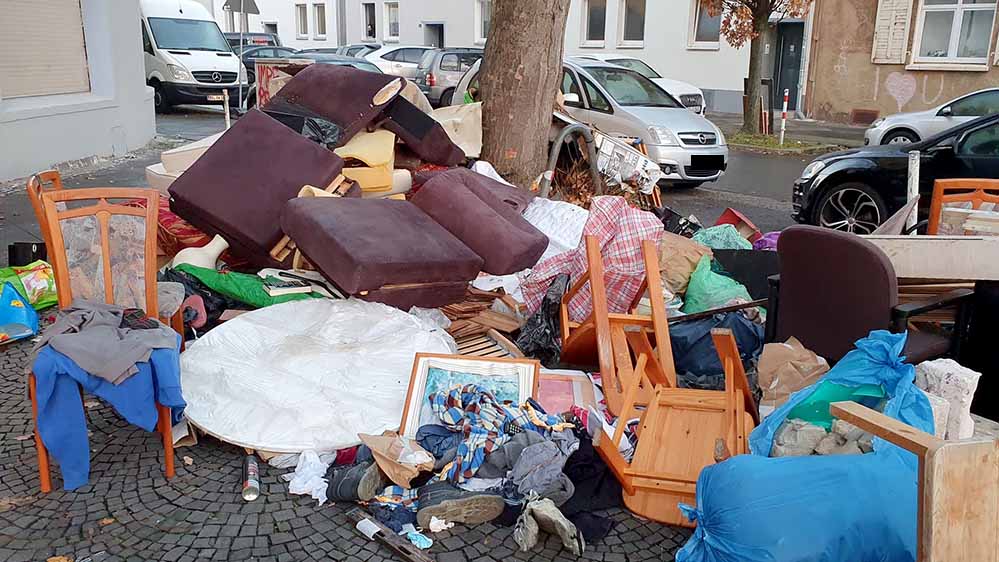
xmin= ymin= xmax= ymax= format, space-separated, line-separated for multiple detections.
xmin=831 ymin=401 xmax=998 ymax=562
xmin=594 ymin=329 xmax=757 ymax=527
xmin=559 ymin=235 xmax=676 ymax=416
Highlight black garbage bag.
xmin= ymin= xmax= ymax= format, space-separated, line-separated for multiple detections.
xmin=159 ymin=268 xmax=246 ymax=333
xmin=671 ymin=312 xmax=765 ymax=409
xmin=516 ymin=273 xmax=570 ymax=367
xmin=263 ymin=98 xmax=344 ymax=149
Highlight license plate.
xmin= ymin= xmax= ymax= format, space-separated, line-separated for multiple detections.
xmin=206 ymin=94 xmax=225 ymax=101
xmin=690 ymin=155 xmax=724 ymax=170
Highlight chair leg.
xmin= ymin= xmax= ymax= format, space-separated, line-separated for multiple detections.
xmin=28 ymin=374 xmax=53 ymax=493
xmin=170 ymin=310 xmax=185 ymax=352
xmin=157 ymin=403 xmax=175 ymax=479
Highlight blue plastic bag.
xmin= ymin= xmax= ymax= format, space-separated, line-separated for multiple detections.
xmin=0 ymin=281 xmax=39 ymax=345
xmin=677 ymin=331 xmax=933 ymax=562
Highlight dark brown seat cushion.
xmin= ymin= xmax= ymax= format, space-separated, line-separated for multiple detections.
xmin=168 ymin=110 xmax=344 ymax=268
xmin=411 ymin=168 xmax=547 ymax=275
xmin=281 ymin=197 xmax=483 ymax=309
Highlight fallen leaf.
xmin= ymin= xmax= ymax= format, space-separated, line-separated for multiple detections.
xmin=46 ymin=557 xmax=73 ymax=562
xmin=99 ymin=517 xmax=115 ymax=526
xmin=182 ymin=456 xmax=194 ymax=466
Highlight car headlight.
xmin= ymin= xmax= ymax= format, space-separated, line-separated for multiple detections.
xmin=648 ymin=125 xmax=678 ymax=146
xmin=871 ymin=117 xmax=886 ymax=128
xmin=716 ymin=129 xmax=727 ymax=146
xmin=168 ymin=64 xmax=190 ymax=81
xmin=800 ymin=160 xmax=826 ymax=181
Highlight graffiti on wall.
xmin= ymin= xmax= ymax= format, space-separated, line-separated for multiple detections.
xmin=874 ymin=71 xmax=948 ymax=112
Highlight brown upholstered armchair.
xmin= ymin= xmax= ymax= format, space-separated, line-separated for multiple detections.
xmin=764 ymin=225 xmax=973 ymax=365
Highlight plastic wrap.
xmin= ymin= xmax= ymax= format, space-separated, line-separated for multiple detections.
xmin=522 ymin=198 xmax=589 ymax=264
xmin=180 ymin=299 xmax=457 ymax=452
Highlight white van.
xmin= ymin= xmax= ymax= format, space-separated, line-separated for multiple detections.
xmin=140 ymin=0 xmax=247 ymax=112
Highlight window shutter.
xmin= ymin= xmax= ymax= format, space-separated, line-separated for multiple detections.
xmin=871 ymin=0 xmax=913 ymax=64
xmin=0 ymin=0 xmax=90 ymax=99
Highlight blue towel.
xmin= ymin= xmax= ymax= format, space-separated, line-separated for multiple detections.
xmin=32 ymin=336 xmax=185 ymax=490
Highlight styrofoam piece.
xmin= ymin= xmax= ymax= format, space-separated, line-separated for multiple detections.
xmin=362 ymin=169 xmax=412 ymax=199
xmin=145 ymin=162 xmax=181 ymax=195
xmin=180 ymin=299 xmax=457 ymax=452
xmin=915 ymin=358 xmax=981 ymax=440
xmin=161 ymin=131 xmax=224 ymax=173
xmin=923 ymin=391 xmax=951 ymax=440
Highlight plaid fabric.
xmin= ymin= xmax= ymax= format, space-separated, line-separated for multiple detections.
xmin=521 ymin=196 xmax=663 ymax=323
xmin=373 ymin=486 xmax=420 ymax=511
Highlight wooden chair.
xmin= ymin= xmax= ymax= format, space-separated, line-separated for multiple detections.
xmin=28 ymin=187 xmax=177 ymax=492
xmin=27 ymin=171 xmax=186 ymax=337
xmin=593 ymin=329 xmax=757 ymax=527
xmin=927 ymin=178 xmax=999 ymax=235
xmin=831 ymin=401 xmax=998 ymax=562
xmin=559 ymin=236 xmax=676 ymax=416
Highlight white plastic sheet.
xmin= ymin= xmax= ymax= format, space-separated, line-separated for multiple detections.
xmin=522 ymin=198 xmax=589 ymax=264
xmin=180 ymin=299 xmax=457 ymax=452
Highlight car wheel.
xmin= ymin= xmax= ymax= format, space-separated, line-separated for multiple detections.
xmin=812 ymin=182 xmax=887 ymax=234
xmin=151 ymin=82 xmax=170 ymax=114
xmin=881 ymin=130 xmax=919 ymax=145
xmin=247 ymin=70 xmax=256 ymax=85
xmin=440 ymin=88 xmax=455 ymax=106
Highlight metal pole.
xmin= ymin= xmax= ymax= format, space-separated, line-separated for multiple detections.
xmin=906 ymin=151 xmax=920 ymax=234
xmin=238 ymin=5 xmax=244 ymax=112
xmin=779 ymin=88 xmax=789 ymax=146
xmin=223 ymin=90 xmax=231 ymax=129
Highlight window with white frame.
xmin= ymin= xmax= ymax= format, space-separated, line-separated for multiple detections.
xmin=914 ymin=0 xmax=997 ymax=63
xmin=363 ymin=3 xmax=376 ymax=40
xmin=314 ymin=3 xmax=327 ymax=38
xmin=296 ymin=4 xmax=308 ymax=37
xmin=386 ymin=2 xmax=400 ymax=40
xmin=475 ymin=0 xmax=492 ymax=43
xmin=620 ymin=0 xmax=646 ymax=44
xmin=584 ymin=0 xmax=607 ymax=45
xmin=690 ymin=0 xmax=721 ymax=47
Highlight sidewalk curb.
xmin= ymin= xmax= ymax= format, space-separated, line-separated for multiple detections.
xmin=728 ymin=142 xmax=845 ymax=156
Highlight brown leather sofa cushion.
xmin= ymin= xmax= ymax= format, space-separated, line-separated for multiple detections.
xmin=411 ymin=168 xmax=547 ymax=275
xmin=168 ymin=110 xmax=344 ymax=268
xmin=281 ymin=197 xmax=483 ymax=308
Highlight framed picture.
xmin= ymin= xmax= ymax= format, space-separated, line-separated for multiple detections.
xmin=537 ymin=369 xmax=598 ymax=415
xmin=399 ymin=353 xmax=540 ymax=439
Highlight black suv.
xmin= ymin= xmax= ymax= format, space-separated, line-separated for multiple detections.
xmin=793 ymin=114 xmax=999 ymax=233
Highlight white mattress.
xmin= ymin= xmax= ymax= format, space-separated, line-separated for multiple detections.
xmin=180 ymin=299 xmax=456 ymax=452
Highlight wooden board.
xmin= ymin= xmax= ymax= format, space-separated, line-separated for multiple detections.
xmin=862 ymin=235 xmax=999 ymax=281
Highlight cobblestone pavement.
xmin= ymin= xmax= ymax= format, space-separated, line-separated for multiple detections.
xmin=0 ymin=336 xmax=691 ymax=562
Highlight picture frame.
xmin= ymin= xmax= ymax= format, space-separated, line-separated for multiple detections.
xmin=399 ymin=353 xmax=540 ymax=439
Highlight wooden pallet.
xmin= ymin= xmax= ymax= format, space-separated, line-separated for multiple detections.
xmin=455 ymin=329 xmax=524 ymax=358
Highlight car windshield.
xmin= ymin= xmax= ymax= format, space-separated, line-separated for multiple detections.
xmin=149 ymin=18 xmax=230 ymax=51
xmin=585 ymin=67 xmax=681 ymax=108
xmin=608 ymin=58 xmax=661 ymax=80
xmin=349 ymin=61 xmax=381 ymax=73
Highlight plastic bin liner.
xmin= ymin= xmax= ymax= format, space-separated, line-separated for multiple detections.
xmin=677 ymin=330 xmax=934 ymax=562
xmin=180 ymin=299 xmax=456 ymax=452
xmin=0 ymin=282 xmax=39 ymax=345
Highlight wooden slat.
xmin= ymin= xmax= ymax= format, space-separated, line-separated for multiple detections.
xmin=830 ymin=401 xmax=940 ymax=456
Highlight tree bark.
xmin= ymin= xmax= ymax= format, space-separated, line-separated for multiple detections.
xmin=741 ymin=15 xmax=770 ymax=135
xmin=480 ymin=0 xmax=571 ymax=188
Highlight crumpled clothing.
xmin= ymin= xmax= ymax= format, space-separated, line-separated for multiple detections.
xmin=369 ymin=504 xmax=417 ymax=533
xmin=509 ymin=440 xmax=575 ymax=506
xmin=33 ymin=299 xmax=178 ymax=385
xmin=416 ymin=424 xmax=461 ymax=471
xmin=282 ymin=450 xmax=332 ymax=506
xmin=476 ymin=431 xmax=545 ymax=479
xmin=521 ymin=196 xmax=664 ymax=323
xmin=429 ymin=384 xmax=570 ymax=484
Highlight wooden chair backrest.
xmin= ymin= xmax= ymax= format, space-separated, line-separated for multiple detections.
xmin=26 ymin=171 xmax=65 ymax=250
xmin=927 ymin=178 xmax=999 ymax=235
xmin=831 ymin=401 xmax=999 ymax=562
xmin=40 ymin=188 xmax=161 ymax=317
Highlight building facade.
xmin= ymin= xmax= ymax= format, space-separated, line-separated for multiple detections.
xmin=806 ymin=0 xmax=999 ymax=123
xmin=0 ymin=0 xmax=155 ymax=182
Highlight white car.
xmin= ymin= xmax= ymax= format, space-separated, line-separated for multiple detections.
xmin=453 ymin=58 xmax=728 ymax=188
xmin=364 ymin=45 xmax=436 ymax=79
xmin=865 ymin=87 xmax=999 ymax=145
xmin=571 ymin=54 xmax=706 ymax=115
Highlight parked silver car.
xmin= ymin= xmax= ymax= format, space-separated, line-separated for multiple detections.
xmin=453 ymin=58 xmax=728 ymax=187
xmin=413 ymin=48 xmax=483 ymax=106
xmin=865 ymin=87 xmax=999 ymax=145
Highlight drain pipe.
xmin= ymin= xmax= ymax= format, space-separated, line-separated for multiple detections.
xmin=538 ymin=123 xmax=603 ymax=199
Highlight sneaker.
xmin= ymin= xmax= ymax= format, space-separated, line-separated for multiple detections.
xmin=326 ymin=461 xmax=387 ymax=502
xmin=416 ymin=481 xmax=505 ymax=528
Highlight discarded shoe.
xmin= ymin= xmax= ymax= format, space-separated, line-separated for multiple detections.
xmin=416 ymin=481 xmax=505 ymax=528
xmin=514 ymin=495 xmax=585 ymax=556
xmin=326 ymin=462 xmax=387 ymax=502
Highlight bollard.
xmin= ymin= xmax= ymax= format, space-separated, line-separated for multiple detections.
xmin=779 ymin=89 xmax=789 ymax=146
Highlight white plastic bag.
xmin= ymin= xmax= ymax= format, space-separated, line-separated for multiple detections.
xmin=282 ymin=450 xmax=331 ymax=506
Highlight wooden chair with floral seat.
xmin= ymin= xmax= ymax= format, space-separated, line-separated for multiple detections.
xmin=26 ymin=171 xmax=187 ymax=337
xmin=927 ymin=178 xmax=999 ymax=235
xmin=29 ymin=187 xmax=177 ymax=492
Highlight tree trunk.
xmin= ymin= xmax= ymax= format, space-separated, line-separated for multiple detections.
xmin=741 ymin=16 xmax=770 ymax=135
xmin=480 ymin=0 xmax=571 ymax=188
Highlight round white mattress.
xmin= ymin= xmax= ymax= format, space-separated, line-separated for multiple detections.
xmin=180 ymin=299 xmax=455 ymax=452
